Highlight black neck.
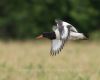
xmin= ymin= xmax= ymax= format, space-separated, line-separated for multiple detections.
xmin=43 ymin=32 xmax=56 ymax=40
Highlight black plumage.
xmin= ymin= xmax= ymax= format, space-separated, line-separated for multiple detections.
xmin=43 ymin=32 xmax=56 ymax=40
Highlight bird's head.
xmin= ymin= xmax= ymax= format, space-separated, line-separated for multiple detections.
xmin=36 ymin=32 xmax=49 ymax=39
xmin=36 ymin=32 xmax=56 ymax=40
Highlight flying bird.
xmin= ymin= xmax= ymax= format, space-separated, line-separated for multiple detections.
xmin=36 ymin=19 xmax=87 ymax=56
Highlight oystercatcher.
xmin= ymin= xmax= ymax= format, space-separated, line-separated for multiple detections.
xmin=36 ymin=19 xmax=87 ymax=55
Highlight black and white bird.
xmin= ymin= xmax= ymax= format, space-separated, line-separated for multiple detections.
xmin=36 ymin=19 xmax=87 ymax=56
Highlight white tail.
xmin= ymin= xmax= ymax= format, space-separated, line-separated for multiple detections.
xmin=69 ymin=32 xmax=86 ymax=40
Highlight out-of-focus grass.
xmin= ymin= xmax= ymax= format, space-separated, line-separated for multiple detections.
xmin=90 ymin=31 xmax=100 ymax=41
xmin=0 ymin=40 xmax=100 ymax=80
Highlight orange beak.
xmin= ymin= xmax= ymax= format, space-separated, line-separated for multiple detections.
xmin=36 ymin=35 xmax=43 ymax=39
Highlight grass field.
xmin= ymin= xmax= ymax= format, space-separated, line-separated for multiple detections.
xmin=0 ymin=40 xmax=100 ymax=80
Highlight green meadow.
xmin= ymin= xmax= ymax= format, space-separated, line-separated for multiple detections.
xmin=0 ymin=40 xmax=100 ymax=80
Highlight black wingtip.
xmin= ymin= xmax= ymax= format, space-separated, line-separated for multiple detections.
xmin=50 ymin=51 xmax=55 ymax=56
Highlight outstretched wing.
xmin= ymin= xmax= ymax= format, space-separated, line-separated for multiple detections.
xmin=55 ymin=19 xmax=70 ymax=41
xmin=55 ymin=19 xmax=64 ymax=39
xmin=50 ymin=20 xmax=70 ymax=55
xmin=50 ymin=39 xmax=64 ymax=56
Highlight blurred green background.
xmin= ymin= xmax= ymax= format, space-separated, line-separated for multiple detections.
xmin=0 ymin=1 xmax=100 ymax=80
xmin=0 ymin=0 xmax=100 ymax=39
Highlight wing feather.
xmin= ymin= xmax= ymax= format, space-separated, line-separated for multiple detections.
xmin=50 ymin=40 xmax=64 ymax=56
xmin=50 ymin=19 xmax=71 ymax=55
xmin=55 ymin=19 xmax=69 ymax=40
xmin=69 ymin=25 xmax=78 ymax=32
